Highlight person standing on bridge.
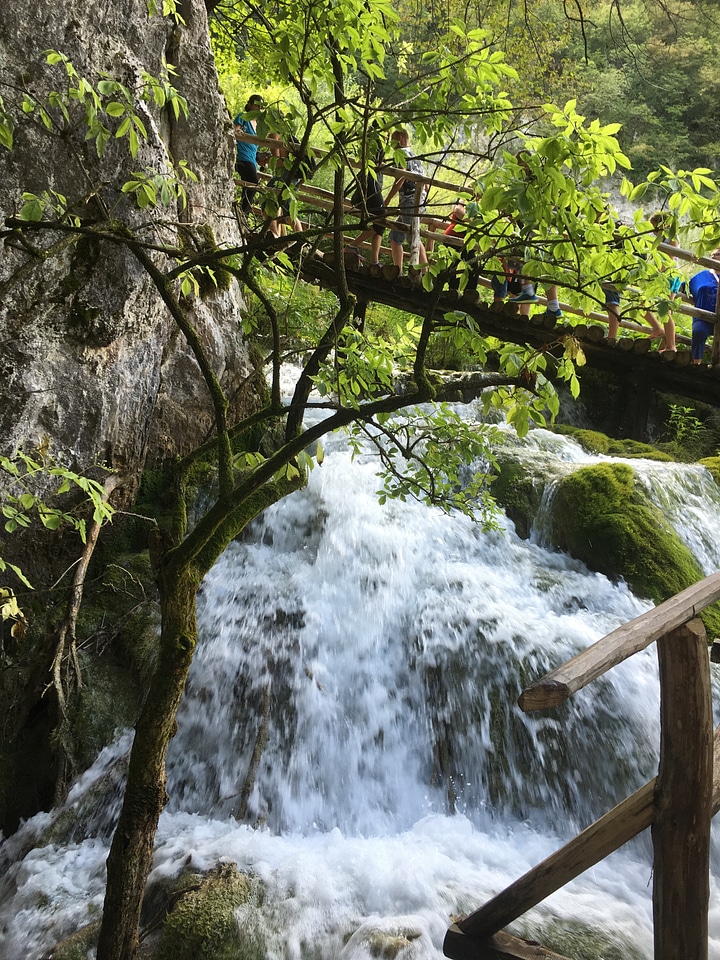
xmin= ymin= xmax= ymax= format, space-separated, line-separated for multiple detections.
xmin=234 ymin=94 xmax=266 ymax=215
xmin=384 ymin=128 xmax=428 ymax=274
xmin=688 ymin=251 xmax=720 ymax=364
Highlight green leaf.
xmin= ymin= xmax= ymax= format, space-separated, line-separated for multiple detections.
xmin=19 ymin=197 xmax=44 ymax=221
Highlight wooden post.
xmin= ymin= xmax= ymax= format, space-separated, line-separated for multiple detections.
xmin=409 ymin=181 xmax=423 ymax=266
xmin=653 ymin=619 xmax=712 ymax=960
xmin=443 ymin=724 xmax=720 ymax=959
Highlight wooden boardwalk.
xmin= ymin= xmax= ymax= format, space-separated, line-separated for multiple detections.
xmin=298 ymin=252 xmax=720 ymax=408
xmin=236 ymin=131 xmax=720 ymax=411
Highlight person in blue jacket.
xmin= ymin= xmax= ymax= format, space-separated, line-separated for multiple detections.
xmin=234 ymin=94 xmax=265 ymax=213
xmin=689 ymin=252 xmax=720 ymax=364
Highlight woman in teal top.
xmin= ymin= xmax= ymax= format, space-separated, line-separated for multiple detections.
xmin=234 ymin=94 xmax=264 ymax=213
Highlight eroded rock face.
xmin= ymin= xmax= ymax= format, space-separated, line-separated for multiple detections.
xmin=0 ymin=0 xmax=257 ymax=484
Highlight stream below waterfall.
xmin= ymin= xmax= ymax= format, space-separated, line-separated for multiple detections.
xmin=2 ymin=402 xmax=720 ymax=960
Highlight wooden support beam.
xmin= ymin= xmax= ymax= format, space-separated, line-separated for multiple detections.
xmin=443 ymin=723 xmax=720 ymax=959
xmin=519 ymin=572 xmax=720 ymax=711
xmin=444 ymin=927 xmax=571 ymax=960
xmin=653 ymin=619 xmax=713 ymax=960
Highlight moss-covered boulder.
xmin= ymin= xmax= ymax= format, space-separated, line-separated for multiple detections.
xmin=491 ymin=454 xmax=547 ymax=540
xmin=552 ymin=425 xmax=672 ymax=461
xmin=44 ymin=921 xmax=101 ymax=960
xmin=547 ymin=462 xmax=720 ymax=637
xmin=151 ymin=863 xmax=265 ymax=960
xmin=341 ymin=921 xmax=427 ymax=958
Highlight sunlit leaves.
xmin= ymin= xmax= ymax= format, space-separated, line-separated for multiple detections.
xmin=349 ymin=404 xmax=502 ymax=524
xmin=0 ymin=453 xmax=115 ymax=590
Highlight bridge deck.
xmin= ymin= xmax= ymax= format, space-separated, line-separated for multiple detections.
xmin=299 ymin=253 xmax=720 ymax=407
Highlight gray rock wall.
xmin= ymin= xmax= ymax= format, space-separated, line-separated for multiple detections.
xmin=0 ymin=0 xmax=257 ymax=486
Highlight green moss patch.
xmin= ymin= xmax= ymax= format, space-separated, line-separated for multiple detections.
xmin=698 ymin=456 xmax=720 ymax=488
xmin=547 ymin=462 xmax=720 ymax=637
xmin=552 ymin=425 xmax=672 ymax=461
xmin=153 ymin=863 xmax=265 ymax=960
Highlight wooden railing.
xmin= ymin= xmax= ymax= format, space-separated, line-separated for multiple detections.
xmin=442 ymin=571 xmax=720 ymax=960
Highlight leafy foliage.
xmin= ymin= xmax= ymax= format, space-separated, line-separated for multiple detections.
xmin=0 ymin=453 xmax=114 ymax=587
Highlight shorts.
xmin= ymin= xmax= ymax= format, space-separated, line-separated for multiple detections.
xmin=491 ymin=276 xmax=508 ymax=299
xmin=389 ymin=195 xmax=425 ymax=246
xmin=602 ymin=284 xmax=620 ymax=307
xmin=352 ymin=179 xmax=386 ymax=234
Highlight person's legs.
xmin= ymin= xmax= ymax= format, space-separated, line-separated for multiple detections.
xmin=692 ymin=318 xmax=713 ymax=363
xmin=644 ymin=309 xmax=664 ymax=340
xmin=389 ymin=240 xmax=403 ymax=269
xmin=603 ymin=286 xmax=620 ymax=341
xmin=490 ymin=275 xmax=507 ymax=306
xmin=544 ymin=284 xmax=562 ymax=319
xmin=509 ymin=277 xmax=537 ymax=316
xmin=661 ymin=317 xmax=677 ymax=352
xmin=389 ymin=217 xmax=408 ymax=271
xmin=369 ymin=223 xmax=384 ymax=264
xmin=606 ymin=305 xmax=620 ymax=341
xmin=235 ymin=160 xmax=259 ymax=213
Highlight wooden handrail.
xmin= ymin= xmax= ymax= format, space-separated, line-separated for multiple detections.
xmin=446 ymin=723 xmax=720 ymax=946
xmin=519 ymin=572 xmax=720 ymax=712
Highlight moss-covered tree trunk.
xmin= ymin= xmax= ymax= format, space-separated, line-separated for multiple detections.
xmin=96 ymin=561 xmax=200 ymax=960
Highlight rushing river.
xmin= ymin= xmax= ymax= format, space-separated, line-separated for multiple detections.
xmin=2 ymin=404 xmax=720 ymax=959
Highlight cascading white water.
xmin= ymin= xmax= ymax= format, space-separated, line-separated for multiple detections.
xmin=2 ymin=405 xmax=720 ymax=960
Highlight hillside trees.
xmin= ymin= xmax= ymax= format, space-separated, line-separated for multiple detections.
xmin=2 ymin=0 xmax=720 ymax=958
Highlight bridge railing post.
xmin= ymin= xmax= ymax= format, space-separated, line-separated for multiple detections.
xmin=653 ymin=618 xmax=712 ymax=960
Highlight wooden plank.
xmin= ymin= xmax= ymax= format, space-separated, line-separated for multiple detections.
xmin=445 ymin=724 xmax=720 ymax=948
xmin=519 ymin=572 xmax=720 ymax=711
xmin=444 ymin=926 xmax=570 ymax=959
xmin=653 ymin=620 xmax=712 ymax=960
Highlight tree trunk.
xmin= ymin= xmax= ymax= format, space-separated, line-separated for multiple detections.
xmin=96 ymin=563 xmax=200 ymax=960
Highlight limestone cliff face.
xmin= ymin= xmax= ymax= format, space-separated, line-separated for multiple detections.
xmin=0 ymin=0 xmax=257 ymax=484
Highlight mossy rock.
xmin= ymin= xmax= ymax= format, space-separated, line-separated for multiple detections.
xmin=552 ymin=424 xmax=610 ymax=455
xmin=552 ymin=425 xmax=672 ymax=461
xmin=68 ymin=652 xmax=139 ymax=772
xmin=45 ymin=921 xmax=101 ymax=960
xmin=698 ymin=456 xmax=720 ymax=488
xmin=152 ymin=863 xmax=266 ymax=960
xmin=491 ymin=455 xmax=546 ymax=539
xmin=547 ymin=462 xmax=720 ymax=637
xmin=605 ymin=438 xmax=672 ymax=461
xmin=341 ymin=922 xmax=426 ymax=959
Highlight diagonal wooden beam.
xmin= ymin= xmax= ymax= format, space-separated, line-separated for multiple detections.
xmin=442 ymin=725 xmax=720 ymax=958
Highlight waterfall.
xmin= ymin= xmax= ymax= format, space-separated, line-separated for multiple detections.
xmin=2 ymin=406 xmax=720 ymax=960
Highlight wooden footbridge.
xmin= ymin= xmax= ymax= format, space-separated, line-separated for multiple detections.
xmin=237 ymin=135 xmax=720 ymax=959
xmin=441 ymin=574 xmax=720 ymax=960
xmin=297 ymin=250 xmax=720 ymax=411
xmin=237 ymin=131 xmax=720 ymax=418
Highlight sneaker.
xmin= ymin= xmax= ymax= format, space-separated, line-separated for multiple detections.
xmin=508 ymin=291 xmax=539 ymax=303
xmin=544 ymin=308 xmax=563 ymax=319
